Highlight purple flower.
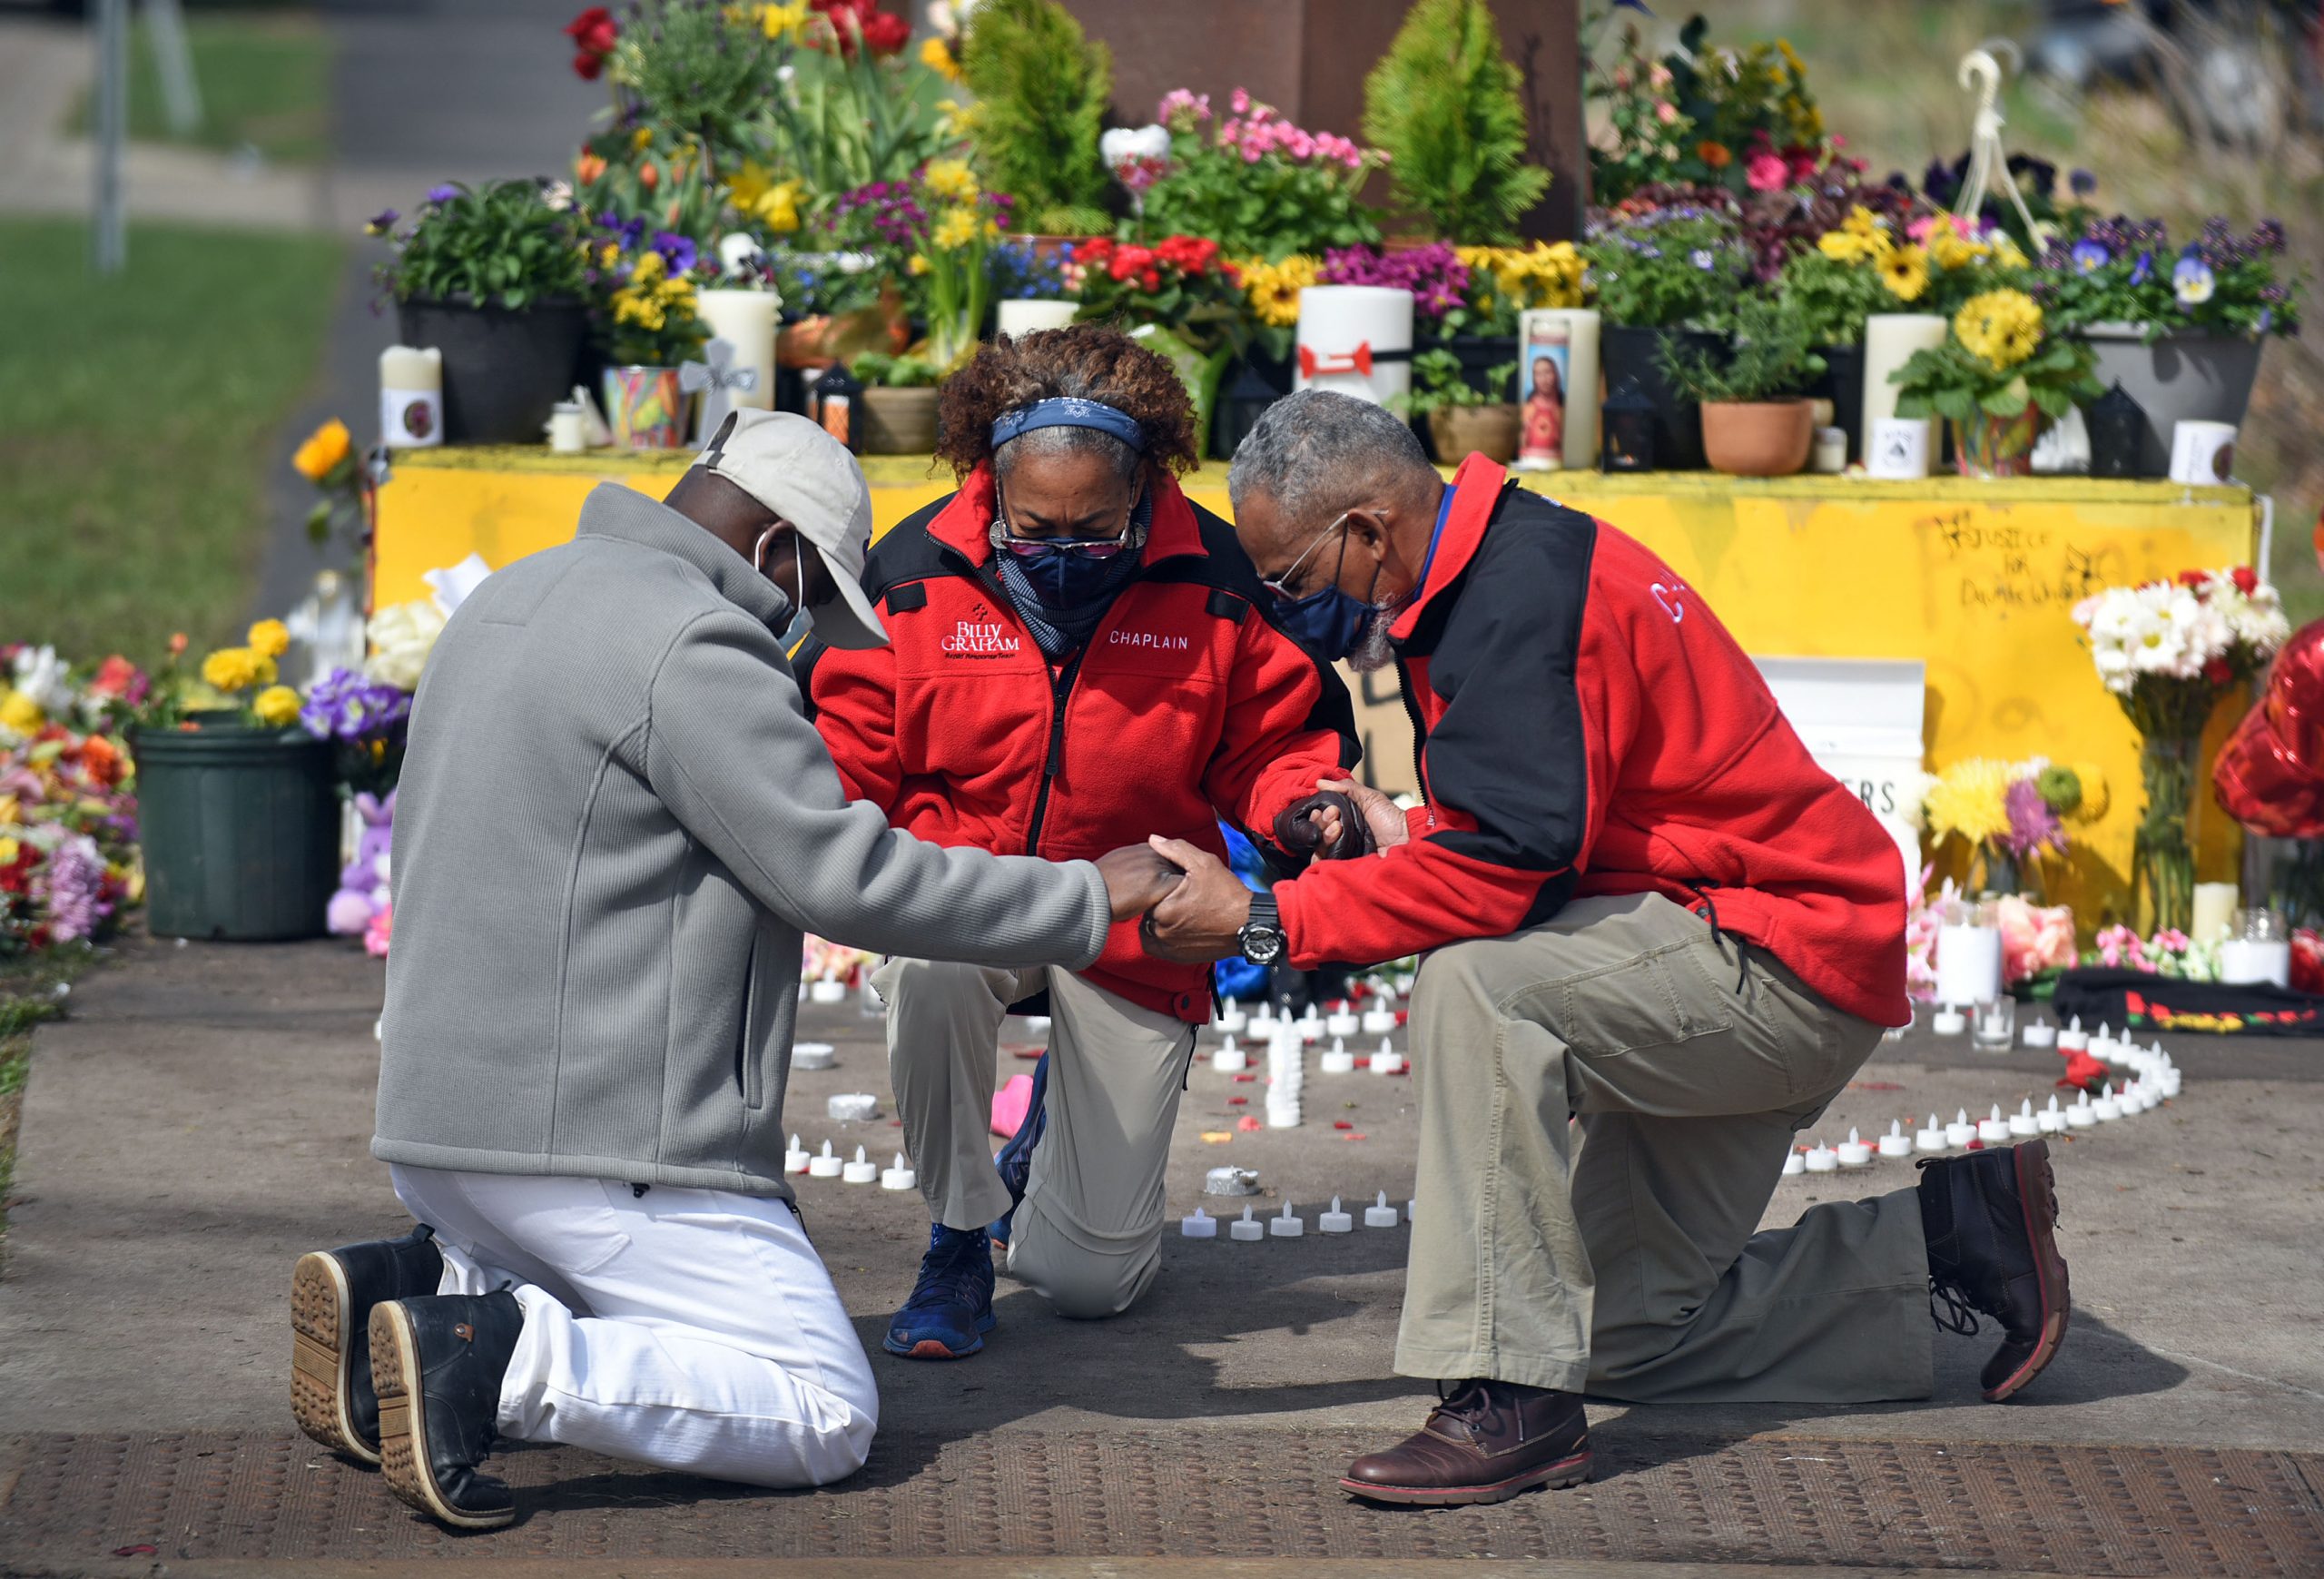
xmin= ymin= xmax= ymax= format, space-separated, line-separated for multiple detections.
xmin=2069 ymin=238 xmax=2110 ymax=273
xmin=425 ymin=184 xmax=460 ymax=205
xmin=1689 ymin=248 xmax=1715 ymax=271
xmin=2173 ymin=249 xmax=2217 ymax=309
xmin=2129 ymin=250 xmax=2153 ymax=286
xmin=2001 ymin=778 xmax=2063 ymax=858
xmin=2253 ymin=219 xmax=2287 ymax=252
xmin=651 ymin=231 xmax=698 ymax=273
xmin=364 ymin=209 xmax=399 ymax=237
xmin=300 ymin=667 xmax=412 ymax=745
xmin=35 ymin=837 xmax=109 ymax=944
xmin=2070 ymin=168 xmax=2097 ymax=198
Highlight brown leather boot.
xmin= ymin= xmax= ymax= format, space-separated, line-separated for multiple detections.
xmin=1340 ymin=1379 xmax=1590 ymax=1506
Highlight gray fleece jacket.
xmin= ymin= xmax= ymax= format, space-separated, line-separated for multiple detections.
xmin=372 ymin=482 xmax=1112 ymax=1197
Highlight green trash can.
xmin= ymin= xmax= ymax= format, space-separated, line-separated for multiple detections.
xmin=131 ymin=721 xmax=340 ymax=941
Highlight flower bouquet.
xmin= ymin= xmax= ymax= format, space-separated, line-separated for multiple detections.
xmin=2084 ymin=923 xmax=2221 ymax=982
xmin=1072 ymin=233 xmax=1246 ymax=433
xmin=0 ymin=646 xmax=141 ymax=958
xmin=2073 ymin=567 xmax=2292 ymax=932
xmin=1912 ymin=755 xmax=2105 ymax=898
xmin=590 ymin=219 xmax=710 ymax=446
xmin=1891 ymin=285 xmax=2102 ymax=477
xmin=1587 ymin=16 xmax=1830 ymax=204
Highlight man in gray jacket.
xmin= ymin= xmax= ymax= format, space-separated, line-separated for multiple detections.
xmin=288 ymin=411 xmax=1177 ymax=1530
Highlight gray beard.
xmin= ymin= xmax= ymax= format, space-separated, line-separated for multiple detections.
xmin=1346 ymin=601 xmax=1399 ymax=673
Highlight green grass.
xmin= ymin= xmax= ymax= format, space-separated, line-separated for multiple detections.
xmin=70 ymin=9 xmax=332 ymax=164
xmin=0 ymin=219 xmax=344 ymax=667
xmin=0 ymin=946 xmax=98 ymax=1251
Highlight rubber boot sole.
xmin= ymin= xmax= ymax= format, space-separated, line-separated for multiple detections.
xmin=369 ymin=1303 xmax=515 ymax=1531
xmin=1984 ymin=1138 xmax=2072 ymax=1403
xmin=290 ymin=1251 xmax=379 ymax=1466
xmin=882 ymin=1309 xmax=997 ymax=1360
xmin=1340 ymin=1447 xmax=1593 ymax=1507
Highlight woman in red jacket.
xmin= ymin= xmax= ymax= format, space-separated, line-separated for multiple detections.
xmin=800 ymin=327 xmax=1363 ymax=1358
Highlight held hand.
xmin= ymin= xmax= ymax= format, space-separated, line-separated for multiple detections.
xmin=1139 ymin=835 xmax=1254 ymax=962
xmin=1275 ymin=790 xmax=1372 ymax=861
xmin=1095 ymin=843 xmax=1186 ymax=922
xmin=1319 ymin=776 xmax=1409 ymax=851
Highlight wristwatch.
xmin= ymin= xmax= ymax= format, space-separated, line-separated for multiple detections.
xmin=1237 ymin=893 xmax=1286 ymax=966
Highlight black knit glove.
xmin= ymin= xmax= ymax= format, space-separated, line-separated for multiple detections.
xmin=1275 ymin=791 xmax=1374 ymax=862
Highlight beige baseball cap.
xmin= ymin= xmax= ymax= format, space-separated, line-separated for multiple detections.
xmin=698 ymin=409 xmax=888 ymax=650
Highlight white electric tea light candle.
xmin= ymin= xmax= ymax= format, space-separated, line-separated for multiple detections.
xmin=2036 ymin=1095 xmax=2065 ymax=1134
xmin=1181 ymin=1206 xmax=1217 ymax=1239
xmin=1269 ymin=1202 xmax=1305 ymax=1238
xmin=1297 ymin=1006 xmax=1324 ymax=1044
xmin=1877 ymin=1120 xmax=1913 ymax=1160
xmin=1319 ymin=1197 xmax=1353 ymax=1233
xmin=1930 ymin=1004 xmax=1966 ymax=1036
xmin=1320 ymin=1037 xmax=1355 ymax=1075
xmin=1229 ymin=1206 xmax=1264 ymax=1241
xmin=1803 ymin=1140 xmax=1837 ymax=1173
xmin=2022 ymin=1016 xmax=2056 ymax=1049
xmin=1217 ymin=997 xmax=1247 ymax=1033
xmin=1361 ymin=1005 xmax=1397 ymax=1034
xmin=1836 ymin=1129 xmax=1873 ymax=1169
xmin=2008 ymin=1100 xmax=2041 ymax=1138
xmin=1212 ymin=1035 xmax=1247 ymax=1073
xmin=784 ymin=1133 xmax=811 ymax=1174
xmin=2057 ymin=1016 xmax=2089 ymax=1054
xmin=810 ymin=979 xmax=847 ymax=1004
xmin=1364 ymin=1191 xmax=1400 ymax=1229
xmin=1977 ymin=1105 xmax=2011 ymax=1143
xmin=880 ymin=1153 xmax=916 ymax=1190
xmin=2065 ymin=1090 xmax=2097 ymax=1128
xmin=1945 ymin=1110 xmax=1977 ymax=1149
xmin=842 ymin=1146 xmax=878 ymax=1184
xmin=1782 ymin=1148 xmax=1806 ymax=1176
xmin=1372 ymin=1039 xmax=1405 ymax=1075
xmin=808 ymin=1140 xmax=843 ymax=1178
xmin=2093 ymin=1082 xmax=2122 ymax=1121
xmin=1325 ymin=1006 xmax=1360 ymax=1038
xmin=1915 ymin=1114 xmax=1948 ymax=1153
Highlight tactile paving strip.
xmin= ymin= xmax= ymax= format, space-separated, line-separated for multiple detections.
xmin=2 ymin=1429 xmax=2319 ymax=1572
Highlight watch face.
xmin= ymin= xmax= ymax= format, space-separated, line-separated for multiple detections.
xmin=1243 ymin=926 xmax=1285 ymax=965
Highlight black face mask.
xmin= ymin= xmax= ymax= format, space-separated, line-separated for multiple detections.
xmin=990 ymin=486 xmax=1152 ymax=658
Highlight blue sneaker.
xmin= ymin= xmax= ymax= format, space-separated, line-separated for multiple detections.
xmin=882 ymin=1224 xmax=997 ymax=1360
xmin=987 ymin=1050 xmax=1050 ymax=1248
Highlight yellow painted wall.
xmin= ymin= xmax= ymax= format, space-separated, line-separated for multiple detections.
xmin=373 ymin=449 xmax=2260 ymax=930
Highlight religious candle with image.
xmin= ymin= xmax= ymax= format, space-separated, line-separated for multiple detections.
xmin=1515 ymin=314 xmax=1571 ymax=471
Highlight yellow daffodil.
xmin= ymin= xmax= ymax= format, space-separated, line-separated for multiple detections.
xmin=922 ymin=159 xmax=978 ymax=203
xmin=908 ymin=255 xmax=931 ymax=276
xmin=919 ymin=35 xmax=961 ymax=82
xmin=760 ymin=0 xmax=809 ymax=37
xmin=931 ymin=205 xmax=980 ymax=251
xmin=631 ymin=125 xmax=655 ymax=154
xmin=252 ymin=685 xmax=302 ymax=727
xmin=1240 ymin=253 xmax=1317 ymax=328
xmin=1878 ymin=245 xmax=1929 ymax=301
xmin=291 ymin=419 xmax=352 ymax=482
xmin=0 ymin=690 xmax=40 ymax=736
xmin=247 ymin=619 xmax=290 ymax=658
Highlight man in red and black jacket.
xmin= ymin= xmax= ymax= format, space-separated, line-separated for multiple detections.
xmin=1147 ymin=390 xmax=2074 ymax=1507
xmin=798 ymin=329 xmax=1363 ymax=1361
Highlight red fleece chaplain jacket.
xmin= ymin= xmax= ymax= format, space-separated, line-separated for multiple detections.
xmin=1276 ymin=457 xmax=1909 ymax=1029
xmin=800 ymin=467 xmax=1359 ymax=1022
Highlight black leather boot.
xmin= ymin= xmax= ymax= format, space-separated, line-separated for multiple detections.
xmin=290 ymin=1226 xmax=443 ymax=1466
xmin=1918 ymin=1139 xmax=2072 ymax=1401
xmin=1340 ymin=1379 xmax=1590 ymax=1506
xmin=369 ymin=1291 xmax=525 ymax=1529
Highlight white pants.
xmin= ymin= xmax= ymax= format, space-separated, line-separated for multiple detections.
xmin=389 ymin=1165 xmax=877 ymax=1489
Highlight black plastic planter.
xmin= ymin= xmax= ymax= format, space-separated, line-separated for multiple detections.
xmin=133 ymin=724 xmax=339 ymax=941
xmin=398 ymin=296 xmax=588 ymax=445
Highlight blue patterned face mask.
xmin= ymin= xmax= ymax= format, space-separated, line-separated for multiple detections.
xmin=989 ymin=487 xmax=1152 ymax=658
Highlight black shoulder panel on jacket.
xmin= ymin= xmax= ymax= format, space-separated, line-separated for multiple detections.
xmin=859 ymin=492 xmax=968 ymax=601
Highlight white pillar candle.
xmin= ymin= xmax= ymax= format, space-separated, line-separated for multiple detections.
xmin=2220 ymin=937 xmax=2292 ymax=987
xmin=1866 ymin=415 xmax=1933 ymax=480
xmin=879 ymin=1152 xmax=916 ymax=1190
xmin=807 ymin=1140 xmax=843 ymax=1178
xmin=379 ymin=344 xmax=444 ymax=449
xmin=1935 ymin=923 xmax=2004 ymax=1009
xmin=997 ymin=299 xmax=1080 ymax=337
xmin=1229 ymin=1205 xmax=1265 ymax=1241
xmin=2191 ymin=882 xmax=2239 ymax=944
xmin=1860 ymin=313 xmax=1947 ymax=436
xmin=1268 ymin=1201 xmax=1305 ymax=1238
xmin=1915 ymin=1113 xmax=1948 ymax=1153
xmin=1877 ymin=1120 xmax=1913 ymax=1160
xmin=1181 ymin=1206 xmax=1217 ymax=1239
xmin=1295 ymin=285 xmax=1416 ymax=408
xmin=694 ymin=287 xmax=778 ymax=412
xmin=1364 ymin=1190 xmax=1400 ymax=1229
xmin=1319 ymin=1197 xmax=1354 ymax=1233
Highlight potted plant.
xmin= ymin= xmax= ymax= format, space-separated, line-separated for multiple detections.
xmin=1779 ymin=205 xmax=1931 ymax=461
xmin=1071 ymin=233 xmax=1248 ymax=450
xmin=1393 ymin=349 xmax=1521 ymax=464
xmin=2041 ymin=216 xmax=2300 ymax=477
xmin=1581 ymin=210 xmax=1748 ymax=469
xmin=1137 ymin=88 xmax=1384 ymax=261
xmin=851 ymin=351 xmax=942 ymax=453
xmin=1893 ymin=287 xmax=2102 ymax=479
xmin=377 ymin=180 xmax=591 ymax=444
xmin=594 ymin=223 xmax=710 ymax=448
xmin=130 ymin=623 xmax=339 ymax=942
xmin=1659 ymin=293 xmax=1825 ymax=476
xmin=1362 ymin=0 xmax=1551 ymax=244
xmin=958 ymin=0 xmax=1116 ymax=241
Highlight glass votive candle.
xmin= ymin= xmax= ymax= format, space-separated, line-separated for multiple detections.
xmin=2221 ymin=907 xmax=2292 ymax=987
xmin=1971 ymin=996 xmax=2016 ymax=1053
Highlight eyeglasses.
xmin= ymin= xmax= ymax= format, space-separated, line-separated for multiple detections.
xmin=988 ymin=485 xmax=1147 ymax=560
xmin=1260 ymin=514 xmax=1353 ymax=600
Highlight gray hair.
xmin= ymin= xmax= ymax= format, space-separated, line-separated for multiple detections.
xmin=994 ymin=425 xmax=1141 ymax=487
xmin=1226 ymin=389 xmax=1431 ymax=525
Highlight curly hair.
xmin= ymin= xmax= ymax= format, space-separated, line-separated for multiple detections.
xmin=933 ymin=323 xmax=1201 ymax=482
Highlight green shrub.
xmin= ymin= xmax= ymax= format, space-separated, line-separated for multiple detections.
xmin=960 ymin=0 xmax=1115 ymax=234
xmin=1363 ymin=0 xmax=1550 ymax=244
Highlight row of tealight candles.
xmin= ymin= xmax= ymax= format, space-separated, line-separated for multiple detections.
xmin=1181 ymin=1191 xmax=1410 ymax=1239
xmin=784 ymin=1136 xmax=916 ymax=1190
xmin=1212 ymin=1031 xmax=1406 ymax=1079
xmin=1211 ymin=992 xmax=1403 ymax=1043
xmin=1784 ymin=1028 xmax=2183 ymax=1176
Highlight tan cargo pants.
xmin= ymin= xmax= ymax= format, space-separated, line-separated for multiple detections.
xmin=1399 ymin=892 xmax=1931 ymax=1404
xmin=872 ymin=958 xmax=1196 ymax=1320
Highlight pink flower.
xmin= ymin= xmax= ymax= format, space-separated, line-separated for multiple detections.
xmin=1746 ymin=151 xmax=1788 ymax=192
xmin=1230 ymin=87 xmax=1251 ymax=114
xmin=1906 ymin=214 xmax=1937 ymax=243
xmin=364 ymin=903 xmax=393 ymax=959
xmin=1995 ymin=895 xmax=2077 ymax=984
xmin=1656 ymin=101 xmax=1679 ymax=125
xmin=1243 ymin=143 xmax=1262 ymax=163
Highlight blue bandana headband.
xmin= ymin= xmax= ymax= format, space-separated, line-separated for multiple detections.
xmin=990 ymin=397 xmax=1147 ymax=452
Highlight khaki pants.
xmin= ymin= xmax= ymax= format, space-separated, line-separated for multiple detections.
xmin=873 ymin=958 xmax=1196 ymax=1319
xmin=1400 ymin=892 xmax=1932 ymax=1404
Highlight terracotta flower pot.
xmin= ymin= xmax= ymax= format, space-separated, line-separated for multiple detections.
xmin=1700 ymin=399 xmax=1814 ymax=477
xmin=1429 ymin=404 xmax=1522 ymax=466
xmin=862 ymin=386 xmax=939 ymax=454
